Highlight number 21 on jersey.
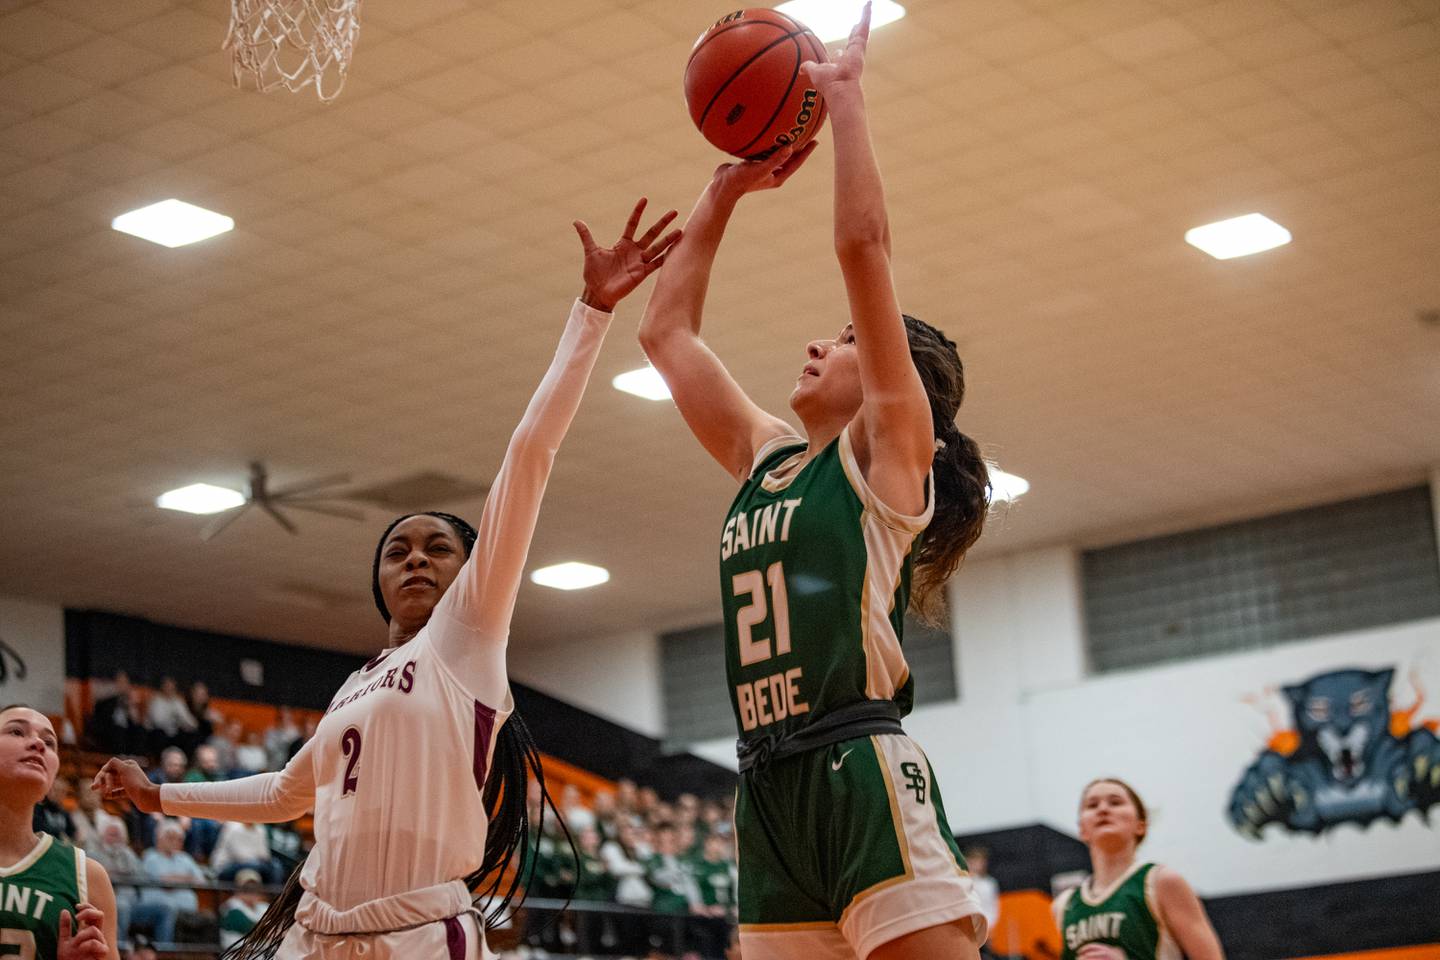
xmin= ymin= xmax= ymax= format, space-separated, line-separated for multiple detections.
xmin=733 ymin=561 xmax=809 ymax=732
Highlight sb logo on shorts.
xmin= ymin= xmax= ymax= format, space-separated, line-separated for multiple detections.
xmin=900 ymin=761 xmax=928 ymax=804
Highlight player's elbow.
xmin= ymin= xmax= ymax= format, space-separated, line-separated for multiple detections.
xmin=833 ymin=228 xmax=890 ymax=266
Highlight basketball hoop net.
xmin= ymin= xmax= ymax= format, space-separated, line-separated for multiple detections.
xmin=225 ymin=0 xmax=363 ymax=103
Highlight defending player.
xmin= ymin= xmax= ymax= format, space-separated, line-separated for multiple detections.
xmin=1053 ymin=780 xmax=1225 ymax=960
xmin=638 ymin=6 xmax=989 ymax=959
xmin=93 ymin=200 xmax=681 ymax=960
xmin=2 ymin=704 xmax=119 ymax=960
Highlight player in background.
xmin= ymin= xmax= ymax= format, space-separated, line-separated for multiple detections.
xmin=1052 ymin=780 xmax=1225 ymax=960
xmin=639 ymin=6 xmax=989 ymax=958
xmin=93 ymin=200 xmax=681 ymax=960
xmin=2 ymin=704 xmax=119 ymax=960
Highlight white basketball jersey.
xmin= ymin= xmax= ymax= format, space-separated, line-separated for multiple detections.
xmin=302 ymin=629 xmax=512 ymax=911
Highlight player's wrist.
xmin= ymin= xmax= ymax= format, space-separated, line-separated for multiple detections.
xmin=580 ymin=287 xmax=615 ymax=313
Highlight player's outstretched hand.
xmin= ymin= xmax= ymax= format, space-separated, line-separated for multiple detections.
xmin=710 ymin=140 xmax=820 ymax=201
xmin=801 ymin=1 xmax=870 ymax=94
xmin=575 ymin=198 xmax=683 ymax=313
xmin=58 ymin=906 xmax=110 ymax=960
xmin=92 ymin=757 xmax=162 ymax=814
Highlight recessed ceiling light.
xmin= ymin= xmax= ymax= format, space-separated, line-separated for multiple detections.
xmin=776 ymin=0 xmax=906 ymax=43
xmin=112 ymin=199 xmax=234 ymax=248
xmin=531 ymin=562 xmax=610 ymax=591
xmin=1184 ymin=213 xmax=1291 ymax=260
xmin=612 ymin=366 xmax=672 ymax=401
xmin=156 ymin=483 xmax=246 ymax=515
xmin=987 ymin=468 xmax=1029 ymax=504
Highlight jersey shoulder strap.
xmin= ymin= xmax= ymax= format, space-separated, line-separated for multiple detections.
xmin=747 ymin=434 xmax=806 ymax=481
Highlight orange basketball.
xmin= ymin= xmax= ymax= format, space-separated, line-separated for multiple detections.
xmin=684 ymin=9 xmax=828 ymax=161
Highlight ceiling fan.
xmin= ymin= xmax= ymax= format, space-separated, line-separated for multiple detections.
xmin=202 ymin=462 xmax=365 ymax=541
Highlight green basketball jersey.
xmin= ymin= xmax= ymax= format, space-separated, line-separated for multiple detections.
xmin=0 ymin=834 xmax=87 ymax=960
xmin=1055 ymin=862 xmax=1179 ymax=960
xmin=720 ymin=430 xmax=931 ymax=746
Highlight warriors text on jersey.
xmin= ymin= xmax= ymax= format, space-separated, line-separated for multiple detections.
xmin=721 ymin=429 xmax=932 ymax=743
xmin=0 ymin=834 xmax=86 ymax=960
xmin=1053 ymin=862 xmax=1179 ymax=960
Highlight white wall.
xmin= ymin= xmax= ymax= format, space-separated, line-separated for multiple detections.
xmin=903 ymin=545 xmax=1440 ymax=898
xmin=509 ymin=628 xmax=665 ymax=738
xmin=0 ymin=595 xmax=65 ymax=713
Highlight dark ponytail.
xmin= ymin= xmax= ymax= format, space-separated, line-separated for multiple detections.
xmin=224 ymin=514 xmax=576 ymax=959
xmin=902 ymin=315 xmax=990 ymax=622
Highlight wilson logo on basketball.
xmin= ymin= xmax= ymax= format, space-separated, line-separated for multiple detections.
xmin=774 ymin=89 xmax=819 ymax=147
xmin=711 ymin=10 xmax=745 ymax=31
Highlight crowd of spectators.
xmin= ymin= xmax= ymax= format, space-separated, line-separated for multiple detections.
xmin=69 ymin=672 xmax=739 ymax=957
xmin=525 ymin=780 xmax=739 ymax=957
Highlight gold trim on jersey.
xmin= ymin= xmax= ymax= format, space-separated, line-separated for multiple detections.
xmin=872 ymin=736 xmax=914 ymax=878
xmin=753 ymin=435 xmax=809 ymax=493
xmin=0 ymin=833 xmax=53 ymax=876
xmin=739 ymin=920 xmax=837 ymax=932
xmin=1143 ymin=864 xmax=1183 ymax=960
xmin=1079 ymin=859 xmax=1148 ymax=907
xmin=75 ymin=847 xmax=87 ymax=904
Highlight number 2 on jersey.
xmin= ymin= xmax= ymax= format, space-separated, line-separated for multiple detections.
xmin=340 ymin=726 xmax=362 ymax=796
xmin=0 ymin=929 xmax=37 ymax=960
xmin=734 ymin=561 xmax=791 ymax=666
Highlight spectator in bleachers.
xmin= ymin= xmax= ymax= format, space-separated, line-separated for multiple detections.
xmin=266 ymin=819 xmax=305 ymax=878
xmin=286 ymin=714 xmax=317 ymax=763
xmin=183 ymin=743 xmax=227 ymax=784
xmin=234 ymin=729 xmax=268 ymax=775
xmin=32 ymin=775 xmax=76 ymax=842
xmin=562 ymin=783 xmax=596 ymax=833
xmin=591 ymin=788 xmax=620 ymax=841
xmin=616 ymin=778 xmax=639 ymax=820
xmin=206 ymin=719 xmax=242 ymax=773
xmin=690 ymin=832 xmax=739 ymax=959
xmin=179 ymin=745 xmax=227 ymax=858
xmin=211 ymin=820 xmax=279 ymax=884
xmin=71 ymin=780 xmax=124 ymax=848
xmin=90 ymin=670 xmax=146 ymax=755
xmin=263 ymin=707 xmax=301 ymax=771
xmin=140 ymin=819 xmax=209 ymax=932
xmin=572 ymin=826 xmax=616 ymax=903
xmin=601 ymin=820 xmax=652 ymax=909
xmin=965 ymin=845 xmax=1000 ymax=957
xmin=645 ymin=823 xmax=701 ymax=916
xmin=144 ymin=677 xmax=196 ymax=753
xmin=185 ymin=681 xmax=221 ymax=755
xmin=87 ymin=819 xmax=178 ymax=946
xmin=218 ymin=868 xmax=269 ymax=949
xmin=147 ymin=746 xmax=187 ymax=787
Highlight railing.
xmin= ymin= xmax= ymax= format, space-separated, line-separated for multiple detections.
xmin=117 ymin=882 xmax=734 ymax=959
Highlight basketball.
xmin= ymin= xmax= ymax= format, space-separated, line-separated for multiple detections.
xmin=685 ymin=9 xmax=829 ymax=161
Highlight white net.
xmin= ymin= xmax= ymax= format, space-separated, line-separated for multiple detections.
xmin=225 ymin=0 xmax=364 ymax=103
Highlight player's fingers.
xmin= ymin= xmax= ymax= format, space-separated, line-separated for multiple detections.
xmin=59 ymin=909 xmax=73 ymax=943
xmin=622 ymin=197 xmax=647 ymax=240
xmin=643 ymin=228 xmax=684 ymax=262
xmin=855 ymin=2 xmax=872 ymax=44
xmin=642 ymin=250 xmax=673 ymax=276
xmin=572 ymin=220 xmax=598 ymax=254
xmin=637 ymin=209 xmax=679 ymax=249
xmin=75 ymin=904 xmax=105 ymax=928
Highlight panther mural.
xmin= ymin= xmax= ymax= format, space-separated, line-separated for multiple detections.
xmin=1229 ymin=666 xmax=1440 ymax=837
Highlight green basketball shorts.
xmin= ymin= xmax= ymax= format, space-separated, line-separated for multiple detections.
xmin=736 ymin=733 xmax=987 ymax=959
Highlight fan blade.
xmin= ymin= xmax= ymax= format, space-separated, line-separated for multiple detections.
xmin=283 ymin=500 xmax=365 ymax=521
xmin=200 ymin=504 xmax=251 ymax=542
xmin=260 ymin=501 xmax=299 ymax=535
xmin=273 ymin=473 xmax=351 ymax=498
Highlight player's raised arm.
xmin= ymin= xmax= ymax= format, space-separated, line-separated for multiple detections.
xmin=801 ymin=4 xmax=934 ymax=508
xmin=427 ymin=200 xmax=681 ymax=701
xmin=638 ymin=146 xmax=817 ymax=482
xmin=1153 ymin=867 xmax=1227 ymax=960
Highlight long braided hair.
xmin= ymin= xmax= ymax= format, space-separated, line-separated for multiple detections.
xmin=224 ymin=512 xmax=575 ymax=958
xmin=902 ymin=315 xmax=990 ymax=623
